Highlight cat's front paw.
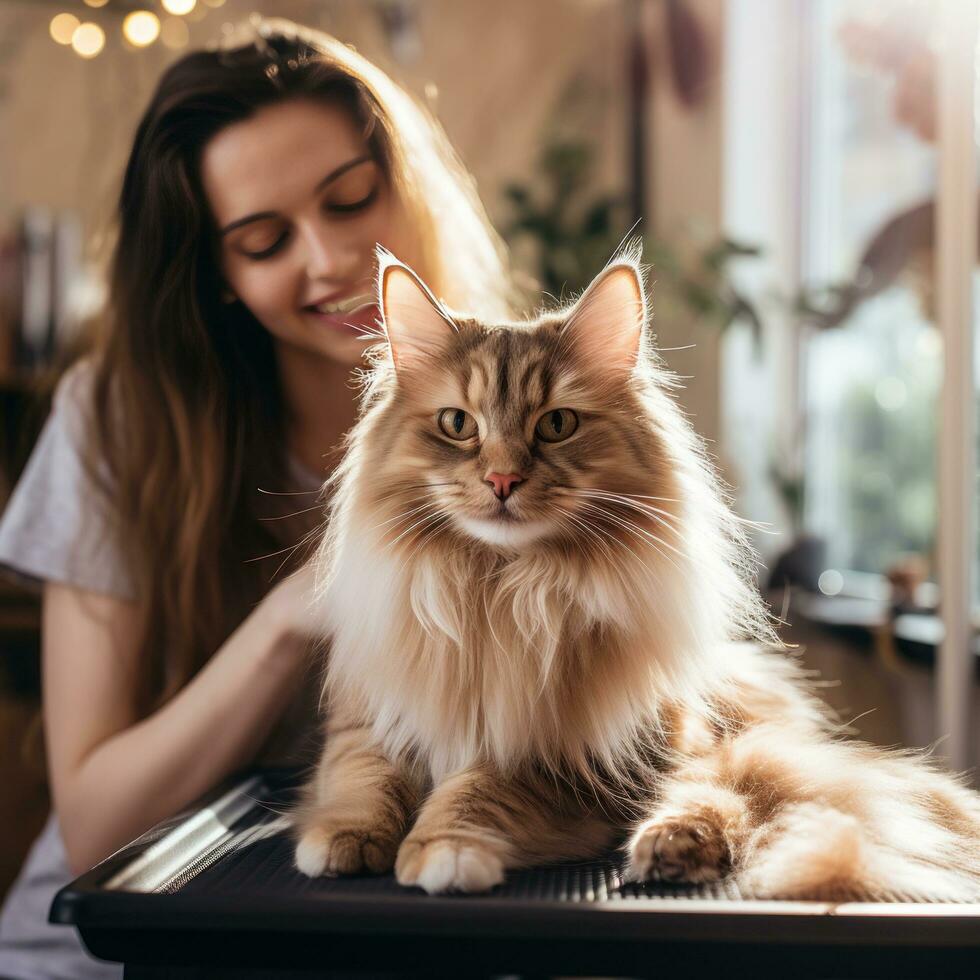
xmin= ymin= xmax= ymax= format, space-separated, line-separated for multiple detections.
xmin=294 ymin=820 xmax=400 ymax=877
xmin=395 ymin=835 xmax=505 ymax=894
xmin=625 ymin=813 xmax=731 ymax=884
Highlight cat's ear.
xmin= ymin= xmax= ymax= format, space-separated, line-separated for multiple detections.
xmin=379 ymin=254 xmax=455 ymax=372
xmin=563 ymin=263 xmax=646 ymax=375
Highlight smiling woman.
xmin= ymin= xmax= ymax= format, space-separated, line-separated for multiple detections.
xmin=204 ymin=100 xmax=415 ymax=373
xmin=0 ymin=16 xmax=518 ymax=980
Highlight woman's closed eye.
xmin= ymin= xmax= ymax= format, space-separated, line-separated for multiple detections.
xmin=325 ymin=186 xmax=379 ymax=213
xmin=323 ymin=162 xmax=381 ymax=213
xmin=241 ymin=231 xmax=289 ymax=261
xmin=238 ymin=189 xmax=381 ymax=262
xmin=233 ymin=159 xmax=384 ymax=261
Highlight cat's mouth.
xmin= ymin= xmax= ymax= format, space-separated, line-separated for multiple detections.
xmin=454 ymin=511 xmax=556 ymax=549
xmin=454 ymin=494 xmax=554 ymax=545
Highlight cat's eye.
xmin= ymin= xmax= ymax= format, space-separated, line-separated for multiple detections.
xmin=535 ymin=408 xmax=578 ymax=443
xmin=437 ymin=408 xmax=478 ymax=441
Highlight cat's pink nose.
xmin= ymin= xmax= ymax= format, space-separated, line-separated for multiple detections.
xmin=485 ymin=472 xmax=523 ymax=500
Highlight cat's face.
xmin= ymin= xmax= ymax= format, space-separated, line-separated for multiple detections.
xmin=361 ymin=256 xmax=678 ymax=554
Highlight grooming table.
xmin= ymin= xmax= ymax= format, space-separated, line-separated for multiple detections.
xmin=50 ymin=769 xmax=980 ymax=979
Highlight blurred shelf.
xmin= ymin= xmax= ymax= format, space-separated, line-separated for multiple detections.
xmin=788 ymin=590 xmax=889 ymax=630
xmin=775 ymin=587 xmax=980 ymax=675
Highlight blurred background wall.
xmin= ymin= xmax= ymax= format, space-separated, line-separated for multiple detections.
xmin=0 ymin=0 xmax=727 ymax=440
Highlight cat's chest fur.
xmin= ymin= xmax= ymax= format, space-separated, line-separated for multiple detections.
xmin=322 ymin=521 xmax=662 ymax=780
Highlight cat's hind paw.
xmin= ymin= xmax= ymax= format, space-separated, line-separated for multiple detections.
xmin=625 ymin=814 xmax=731 ymax=884
xmin=395 ymin=835 xmax=505 ymax=894
xmin=294 ymin=822 xmax=400 ymax=877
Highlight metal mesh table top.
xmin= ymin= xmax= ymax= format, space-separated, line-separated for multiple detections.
xmin=51 ymin=768 xmax=980 ymax=951
xmin=98 ymin=769 xmax=746 ymax=903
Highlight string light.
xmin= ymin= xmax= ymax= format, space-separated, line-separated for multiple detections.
xmin=49 ymin=0 xmax=222 ymax=54
xmin=71 ymin=22 xmax=106 ymax=59
xmin=123 ymin=11 xmax=161 ymax=48
xmin=49 ymin=13 xmax=80 ymax=45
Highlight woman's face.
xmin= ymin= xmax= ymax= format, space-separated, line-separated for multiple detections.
xmin=202 ymin=97 xmax=417 ymax=367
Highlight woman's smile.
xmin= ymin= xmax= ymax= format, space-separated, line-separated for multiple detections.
xmin=301 ymin=300 xmax=381 ymax=337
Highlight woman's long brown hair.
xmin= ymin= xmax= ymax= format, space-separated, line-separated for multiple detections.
xmin=85 ymin=19 xmax=517 ymax=716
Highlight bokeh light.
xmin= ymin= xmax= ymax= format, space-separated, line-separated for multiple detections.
xmin=123 ymin=11 xmax=161 ymax=48
xmin=817 ymin=569 xmax=844 ymax=597
xmin=162 ymin=0 xmax=197 ymax=15
xmin=71 ymin=22 xmax=105 ymax=59
xmin=83 ymin=0 xmax=110 ymax=8
xmin=49 ymin=13 xmax=80 ymax=46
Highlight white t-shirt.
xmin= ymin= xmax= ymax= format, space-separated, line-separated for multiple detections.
xmin=0 ymin=361 xmax=324 ymax=979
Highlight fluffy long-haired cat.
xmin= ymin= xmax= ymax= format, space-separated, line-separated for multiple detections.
xmin=293 ymin=248 xmax=980 ymax=901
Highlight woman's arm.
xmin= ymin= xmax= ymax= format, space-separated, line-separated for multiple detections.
xmin=43 ymin=570 xmax=318 ymax=876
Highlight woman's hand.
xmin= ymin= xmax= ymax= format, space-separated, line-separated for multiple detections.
xmin=46 ymin=571 xmax=322 ymax=874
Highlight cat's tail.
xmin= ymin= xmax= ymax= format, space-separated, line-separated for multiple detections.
xmin=730 ymin=730 xmax=980 ymax=902
xmin=739 ymin=799 xmax=980 ymax=902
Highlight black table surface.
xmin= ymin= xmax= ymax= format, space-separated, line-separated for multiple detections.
xmin=50 ymin=768 xmax=980 ymax=979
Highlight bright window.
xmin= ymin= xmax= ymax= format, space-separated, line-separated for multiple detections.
xmin=802 ymin=0 xmax=943 ymax=576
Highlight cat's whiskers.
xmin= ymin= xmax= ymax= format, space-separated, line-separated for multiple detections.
xmin=243 ymin=517 xmax=326 ymax=567
xmin=257 ymin=486 xmax=321 ymax=496
xmin=551 ymin=484 xmax=678 ymax=575
xmin=242 ymin=514 xmax=329 ymax=584
xmin=557 ymin=511 xmax=655 ymax=598
xmin=549 ymin=486 xmax=685 ymax=538
xmin=368 ymin=499 xmax=443 ymax=532
xmin=554 ymin=509 xmax=618 ymax=566
xmin=565 ymin=490 xmax=686 ymax=542
xmin=557 ymin=511 xmax=609 ymax=561
xmin=351 ymin=324 xmax=387 ymax=341
xmin=576 ymin=501 xmax=689 ymax=572
xmin=547 ymin=512 xmax=604 ymax=572
xmin=554 ymin=488 xmax=686 ymax=565
xmin=581 ymin=499 xmax=684 ymax=541
xmin=363 ymin=484 xmax=461 ymax=548
xmin=392 ymin=513 xmax=453 ymax=578
xmin=573 ymin=501 xmax=687 ymax=560
xmin=559 ymin=506 xmax=660 ymax=580
xmin=258 ymin=503 xmax=325 ymax=522
xmin=369 ymin=481 xmax=458 ymax=507
xmin=591 ymin=507 xmax=694 ymax=570
xmin=567 ymin=488 xmax=684 ymax=532
xmin=578 ymin=487 xmax=682 ymax=506
xmin=371 ymin=508 xmax=455 ymax=581
xmin=581 ymin=486 xmax=771 ymax=536
xmin=572 ymin=499 xmax=692 ymax=580
xmin=385 ymin=508 xmax=450 ymax=551
xmin=573 ymin=487 xmax=683 ymax=504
